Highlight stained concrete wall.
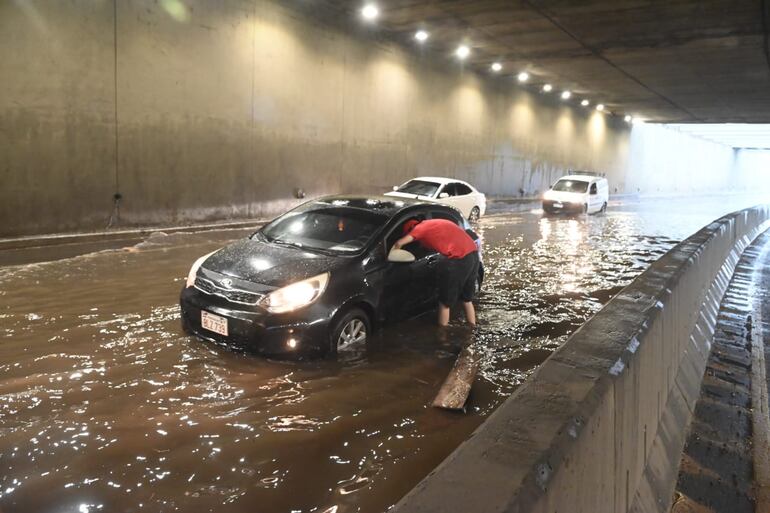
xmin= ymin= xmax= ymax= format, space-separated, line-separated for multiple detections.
xmin=734 ymin=149 xmax=770 ymax=193
xmin=0 ymin=0 xmax=764 ymax=237
xmin=393 ymin=205 xmax=770 ymax=513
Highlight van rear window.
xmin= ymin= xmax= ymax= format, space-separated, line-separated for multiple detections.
xmin=552 ymin=180 xmax=588 ymax=193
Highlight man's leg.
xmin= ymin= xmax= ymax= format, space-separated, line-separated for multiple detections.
xmin=459 ymin=252 xmax=479 ymax=327
xmin=463 ymin=301 xmax=476 ymax=326
xmin=437 ymin=259 xmax=457 ymax=327
xmin=438 ymin=304 xmax=450 ymax=326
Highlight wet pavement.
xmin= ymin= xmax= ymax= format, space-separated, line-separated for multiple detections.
xmin=1 ymin=195 xmax=767 ymax=513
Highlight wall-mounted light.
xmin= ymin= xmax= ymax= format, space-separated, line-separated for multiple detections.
xmin=517 ymin=72 xmax=529 ymax=82
xmin=414 ymin=30 xmax=428 ymax=42
xmin=596 ymin=103 xmax=605 ymax=112
xmin=581 ymin=99 xmax=590 ymax=107
xmin=361 ymin=4 xmax=379 ymax=21
xmin=542 ymin=84 xmax=553 ymax=92
xmin=491 ymin=62 xmax=502 ymax=72
xmin=455 ymin=45 xmax=470 ymax=59
xmin=561 ymin=90 xmax=571 ymax=100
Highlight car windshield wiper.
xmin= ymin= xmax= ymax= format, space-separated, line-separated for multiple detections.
xmin=272 ymin=238 xmax=303 ymax=248
xmin=272 ymin=238 xmax=341 ymax=256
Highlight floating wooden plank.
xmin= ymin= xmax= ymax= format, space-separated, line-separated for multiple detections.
xmin=432 ymin=346 xmax=479 ymax=411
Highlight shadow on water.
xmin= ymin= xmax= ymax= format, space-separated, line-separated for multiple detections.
xmin=2 ymin=196 xmax=761 ymax=513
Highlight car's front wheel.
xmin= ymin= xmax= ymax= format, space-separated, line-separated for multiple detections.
xmin=329 ymin=308 xmax=370 ymax=354
xmin=469 ymin=206 xmax=481 ymax=221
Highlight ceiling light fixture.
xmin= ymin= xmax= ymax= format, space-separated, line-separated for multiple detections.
xmin=542 ymin=84 xmax=553 ymax=92
xmin=455 ymin=45 xmax=470 ymax=59
xmin=414 ymin=30 xmax=428 ymax=42
xmin=624 ymin=115 xmax=633 ymax=123
xmin=491 ymin=62 xmax=502 ymax=72
xmin=581 ymin=99 xmax=590 ymax=107
xmin=361 ymin=4 xmax=379 ymax=21
xmin=517 ymin=72 xmax=529 ymax=82
xmin=561 ymin=90 xmax=571 ymax=100
xmin=596 ymin=103 xmax=605 ymax=112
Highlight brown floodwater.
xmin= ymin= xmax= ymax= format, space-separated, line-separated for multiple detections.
xmin=0 ymin=195 xmax=766 ymax=513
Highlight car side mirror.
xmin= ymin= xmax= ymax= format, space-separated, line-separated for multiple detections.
xmin=388 ymin=248 xmax=416 ymax=263
xmin=439 ymin=192 xmax=449 ymax=199
xmin=392 ymin=185 xmax=398 ymax=191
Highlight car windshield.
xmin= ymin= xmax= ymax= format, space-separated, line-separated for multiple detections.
xmin=396 ymin=180 xmax=441 ymax=197
xmin=258 ymin=203 xmax=388 ymax=254
xmin=552 ymin=179 xmax=589 ymax=193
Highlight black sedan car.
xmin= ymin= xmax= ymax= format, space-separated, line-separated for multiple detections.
xmin=180 ymin=196 xmax=484 ymax=358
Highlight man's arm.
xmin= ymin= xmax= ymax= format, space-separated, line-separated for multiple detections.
xmin=393 ymin=235 xmax=414 ymax=250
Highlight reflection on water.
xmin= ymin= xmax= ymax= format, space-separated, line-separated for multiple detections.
xmin=0 ymin=197 xmax=762 ymax=513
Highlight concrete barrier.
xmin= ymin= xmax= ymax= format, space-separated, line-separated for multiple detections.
xmin=394 ymin=205 xmax=770 ymax=513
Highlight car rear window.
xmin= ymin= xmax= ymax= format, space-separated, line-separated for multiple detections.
xmin=259 ymin=205 xmax=388 ymax=254
xmin=396 ymin=180 xmax=441 ymax=197
xmin=552 ymin=179 xmax=589 ymax=193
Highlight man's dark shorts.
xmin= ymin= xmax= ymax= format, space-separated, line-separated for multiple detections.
xmin=438 ymin=251 xmax=480 ymax=307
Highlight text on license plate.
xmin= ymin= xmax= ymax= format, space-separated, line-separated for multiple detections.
xmin=201 ymin=310 xmax=228 ymax=336
xmin=553 ymin=202 xmax=563 ymax=208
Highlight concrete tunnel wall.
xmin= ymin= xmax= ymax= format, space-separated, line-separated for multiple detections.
xmin=3 ymin=0 xmax=768 ymax=238
xmin=393 ymin=206 xmax=770 ymax=513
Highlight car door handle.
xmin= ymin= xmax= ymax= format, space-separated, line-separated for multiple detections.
xmin=427 ymin=255 xmax=439 ymax=265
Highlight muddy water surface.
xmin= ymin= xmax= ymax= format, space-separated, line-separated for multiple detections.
xmin=0 ymin=196 xmax=765 ymax=513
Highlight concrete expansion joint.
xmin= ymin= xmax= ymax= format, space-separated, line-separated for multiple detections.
xmin=750 ymin=238 xmax=770 ymax=512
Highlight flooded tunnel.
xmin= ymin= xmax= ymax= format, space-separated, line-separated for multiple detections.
xmin=1 ymin=196 xmax=767 ymax=513
xmin=3 ymin=1 xmax=770 ymax=513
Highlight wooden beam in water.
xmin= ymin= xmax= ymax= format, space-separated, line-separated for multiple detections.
xmin=432 ymin=346 xmax=479 ymax=411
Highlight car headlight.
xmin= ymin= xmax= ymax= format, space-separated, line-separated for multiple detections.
xmin=259 ymin=272 xmax=330 ymax=313
xmin=185 ymin=251 xmax=216 ymax=288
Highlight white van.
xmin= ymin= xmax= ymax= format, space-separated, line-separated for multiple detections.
xmin=542 ymin=175 xmax=609 ymax=215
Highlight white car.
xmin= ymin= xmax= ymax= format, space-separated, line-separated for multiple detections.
xmin=385 ymin=177 xmax=487 ymax=220
xmin=542 ymin=175 xmax=609 ymax=215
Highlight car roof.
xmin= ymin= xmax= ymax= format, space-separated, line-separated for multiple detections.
xmin=559 ymin=175 xmax=606 ymax=182
xmin=311 ymin=195 xmax=445 ymax=217
xmin=407 ymin=176 xmax=474 ymax=187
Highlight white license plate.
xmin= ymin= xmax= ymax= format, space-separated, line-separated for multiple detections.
xmin=201 ymin=310 xmax=228 ymax=336
xmin=553 ymin=202 xmax=563 ymax=208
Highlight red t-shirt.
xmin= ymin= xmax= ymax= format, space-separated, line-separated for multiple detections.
xmin=409 ymin=219 xmax=477 ymax=259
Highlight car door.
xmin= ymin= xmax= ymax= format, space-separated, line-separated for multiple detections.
xmin=435 ymin=183 xmax=453 ymax=206
xmin=588 ymin=181 xmax=599 ymax=213
xmin=374 ymin=213 xmax=434 ymax=321
xmin=437 ymin=182 xmax=465 ymax=215
xmin=452 ymin=183 xmax=475 ymax=218
xmin=409 ymin=209 xmax=469 ymax=306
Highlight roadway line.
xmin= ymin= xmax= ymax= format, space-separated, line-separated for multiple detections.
xmin=751 ymin=246 xmax=770 ymax=513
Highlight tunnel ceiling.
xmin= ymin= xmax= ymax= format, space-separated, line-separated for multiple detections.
xmin=321 ymin=0 xmax=770 ymax=123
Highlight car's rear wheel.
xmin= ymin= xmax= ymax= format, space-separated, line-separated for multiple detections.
xmin=329 ymin=308 xmax=370 ymax=354
xmin=600 ymin=202 xmax=607 ymax=214
xmin=469 ymin=206 xmax=481 ymax=221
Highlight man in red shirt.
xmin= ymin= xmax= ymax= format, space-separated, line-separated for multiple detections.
xmin=393 ymin=218 xmax=480 ymax=327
